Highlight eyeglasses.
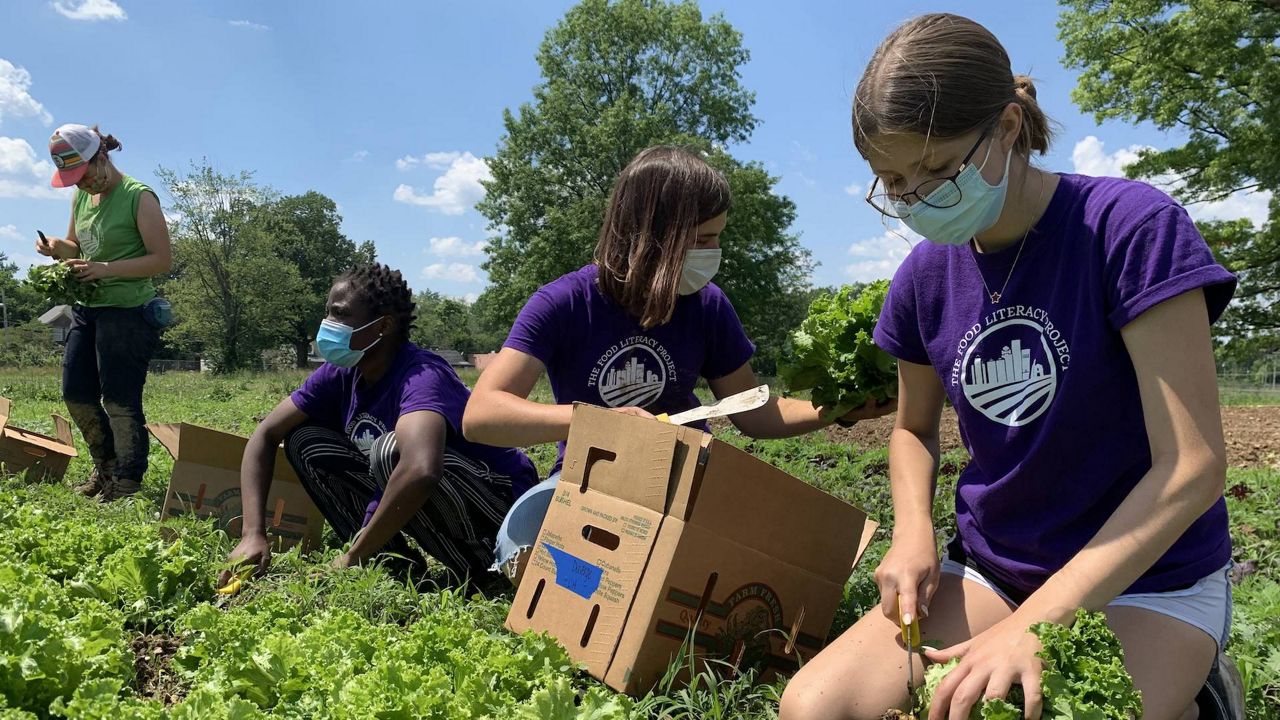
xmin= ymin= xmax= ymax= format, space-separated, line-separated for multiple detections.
xmin=864 ymin=124 xmax=994 ymax=219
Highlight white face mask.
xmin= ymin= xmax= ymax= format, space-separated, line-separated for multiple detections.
xmin=679 ymin=248 xmax=721 ymax=295
xmin=894 ymin=143 xmax=1013 ymax=246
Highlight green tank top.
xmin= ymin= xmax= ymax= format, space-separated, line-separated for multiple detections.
xmin=72 ymin=173 xmax=158 ymax=308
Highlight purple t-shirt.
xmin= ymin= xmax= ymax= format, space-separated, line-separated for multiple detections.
xmin=874 ymin=174 xmax=1236 ymax=596
xmin=290 ymin=342 xmax=538 ymax=501
xmin=505 ymin=264 xmax=756 ymax=473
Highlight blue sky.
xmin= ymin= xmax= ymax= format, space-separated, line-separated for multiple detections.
xmin=0 ymin=0 xmax=1269 ymax=303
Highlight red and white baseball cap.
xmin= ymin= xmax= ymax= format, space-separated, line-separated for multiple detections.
xmin=48 ymin=124 xmax=100 ymax=188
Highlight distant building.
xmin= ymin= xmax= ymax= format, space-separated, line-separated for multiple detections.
xmin=471 ymin=352 xmax=500 ymax=373
xmin=432 ymin=349 xmax=473 ymax=368
xmin=37 ymin=305 xmax=74 ymax=344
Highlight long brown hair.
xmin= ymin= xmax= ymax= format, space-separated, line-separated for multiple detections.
xmin=593 ymin=146 xmax=731 ymax=329
xmin=852 ymin=13 xmax=1053 ymax=158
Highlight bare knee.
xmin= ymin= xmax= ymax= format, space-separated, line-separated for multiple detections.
xmin=780 ymin=662 xmax=886 ymax=720
xmin=779 ymin=665 xmax=844 ymax=720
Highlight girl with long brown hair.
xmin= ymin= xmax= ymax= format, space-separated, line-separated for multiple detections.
xmin=780 ymin=13 xmax=1240 ymax=720
xmin=464 ymin=145 xmax=891 ymax=581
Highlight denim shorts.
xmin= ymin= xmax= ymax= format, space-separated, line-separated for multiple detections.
xmin=941 ymin=555 xmax=1233 ymax=652
xmin=491 ymin=473 xmax=560 ymax=579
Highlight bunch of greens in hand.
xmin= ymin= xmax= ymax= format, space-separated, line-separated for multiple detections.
xmin=27 ymin=261 xmax=96 ymax=305
xmin=779 ymin=280 xmax=897 ymax=419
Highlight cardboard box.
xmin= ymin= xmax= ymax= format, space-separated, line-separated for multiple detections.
xmin=506 ymin=403 xmax=878 ymax=695
xmin=147 ymin=423 xmax=324 ymax=552
xmin=0 ymin=397 xmax=77 ymax=482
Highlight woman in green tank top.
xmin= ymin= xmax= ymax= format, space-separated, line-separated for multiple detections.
xmin=37 ymin=124 xmax=172 ymax=501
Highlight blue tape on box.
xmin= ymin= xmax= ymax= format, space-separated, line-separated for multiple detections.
xmin=542 ymin=542 xmax=603 ymax=600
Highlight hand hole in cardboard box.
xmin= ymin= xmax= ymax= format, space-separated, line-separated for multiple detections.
xmin=526 ymin=578 xmax=547 ymax=619
xmin=581 ymin=447 xmax=618 ymax=493
xmin=581 ymin=524 xmax=621 ymax=550
xmin=580 ymin=604 xmax=601 ymax=647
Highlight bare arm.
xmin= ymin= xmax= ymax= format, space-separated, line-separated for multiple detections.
xmin=877 ymin=359 xmax=947 ymax=620
xmin=219 ymin=397 xmax=308 ymax=585
xmin=240 ymin=398 xmax=309 ymax=537
xmin=68 ymin=192 xmax=171 ymax=279
xmin=710 ymin=363 xmax=828 ymax=437
xmin=34 ymin=196 xmax=82 ymax=259
xmin=1019 ymin=289 xmax=1227 ymax=623
xmin=709 ymin=362 xmax=897 ymax=439
xmin=463 ymin=347 xmax=573 ymax=446
xmin=343 ymin=411 xmax=447 ymax=565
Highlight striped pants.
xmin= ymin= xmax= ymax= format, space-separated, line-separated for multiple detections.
xmin=283 ymin=425 xmax=514 ymax=583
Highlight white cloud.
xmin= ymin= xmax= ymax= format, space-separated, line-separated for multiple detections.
xmin=0 ymin=60 xmax=53 ymax=126
xmin=396 ymin=150 xmax=465 ymax=171
xmin=845 ymin=221 xmax=919 ymax=283
xmin=228 ymin=19 xmax=269 ymax=30
xmin=349 ymin=150 xmax=369 ymax=162
xmin=844 ymin=182 xmax=863 ymax=197
xmin=1072 ymin=135 xmax=1272 ymax=227
xmin=0 ymin=137 xmax=68 ymax=200
xmin=0 ymin=225 xmax=40 ymax=277
xmin=1191 ymin=190 xmax=1272 ymax=227
xmin=393 ymin=151 xmax=491 ymax=215
xmin=52 ymin=0 xmax=126 ymax=21
xmin=1071 ymin=135 xmax=1148 ymax=178
xmin=427 ymin=236 xmax=487 ymax=256
xmin=422 ymin=262 xmax=482 ymax=283
xmin=461 ymin=292 xmax=479 ymax=304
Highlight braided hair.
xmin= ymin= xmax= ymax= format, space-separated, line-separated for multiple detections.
xmin=336 ymin=263 xmax=415 ymax=344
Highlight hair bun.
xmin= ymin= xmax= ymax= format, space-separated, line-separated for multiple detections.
xmin=1013 ymin=74 xmax=1037 ymax=99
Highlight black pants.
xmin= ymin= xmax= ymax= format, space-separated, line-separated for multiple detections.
xmin=283 ymin=425 xmax=514 ymax=583
xmin=62 ymin=305 xmax=160 ymax=481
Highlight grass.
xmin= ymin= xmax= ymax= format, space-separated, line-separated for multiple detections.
xmin=0 ymin=366 xmax=1276 ymax=718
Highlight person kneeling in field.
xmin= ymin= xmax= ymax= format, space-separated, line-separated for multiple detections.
xmin=462 ymin=145 xmax=895 ymax=584
xmin=220 ymin=263 xmax=539 ymax=589
xmin=779 ymin=13 xmax=1242 ymax=720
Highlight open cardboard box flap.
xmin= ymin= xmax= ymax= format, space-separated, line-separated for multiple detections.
xmin=147 ymin=422 xmax=319 ymax=551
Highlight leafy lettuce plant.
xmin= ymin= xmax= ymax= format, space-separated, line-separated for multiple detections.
xmin=779 ymin=281 xmax=897 ymax=419
xmin=920 ymin=609 xmax=1143 ymax=720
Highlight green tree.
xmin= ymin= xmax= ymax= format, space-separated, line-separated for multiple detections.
xmin=0 ymin=255 xmax=49 ymax=326
xmin=476 ymin=0 xmax=811 ymax=372
xmin=413 ymin=290 xmax=501 ymax=354
xmin=158 ymin=162 xmax=306 ymax=372
xmin=257 ymin=192 xmax=376 ymax=368
xmin=1059 ymin=0 xmax=1280 ymax=338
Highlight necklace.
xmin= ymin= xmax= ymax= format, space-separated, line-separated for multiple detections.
xmin=972 ymin=173 xmax=1046 ymax=305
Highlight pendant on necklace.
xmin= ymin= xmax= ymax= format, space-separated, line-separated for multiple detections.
xmin=989 ymin=292 xmax=1002 ymax=304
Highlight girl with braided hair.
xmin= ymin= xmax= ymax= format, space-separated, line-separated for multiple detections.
xmin=220 ymin=263 xmax=538 ymax=587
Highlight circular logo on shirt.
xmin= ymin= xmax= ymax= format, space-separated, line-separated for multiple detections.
xmin=346 ymin=413 xmax=387 ymax=454
xmin=589 ymin=336 xmax=676 ymax=409
xmin=959 ymin=316 xmax=1064 ymax=427
xmin=79 ymin=225 xmax=100 ymax=257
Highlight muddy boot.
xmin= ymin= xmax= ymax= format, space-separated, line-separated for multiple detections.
xmin=75 ymin=465 xmax=112 ymax=498
xmin=99 ymin=476 xmax=142 ymax=502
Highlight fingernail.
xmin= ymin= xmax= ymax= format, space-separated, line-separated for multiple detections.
xmin=920 ymin=604 xmax=929 ymax=618
xmin=902 ymin=612 xmax=912 ymax=624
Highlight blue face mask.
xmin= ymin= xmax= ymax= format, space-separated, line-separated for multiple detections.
xmin=893 ymin=142 xmax=1013 ymax=246
xmin=315 ymin=317 xmax=383 ymax=368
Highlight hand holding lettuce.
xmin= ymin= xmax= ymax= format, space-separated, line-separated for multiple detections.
xmin=26 ymin=261 xmax=96 ymax=305
xmin=918 ymin=609 xmax=1143 ymax=720
xmin=779 ymin=281 xmax=897 ymax=419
